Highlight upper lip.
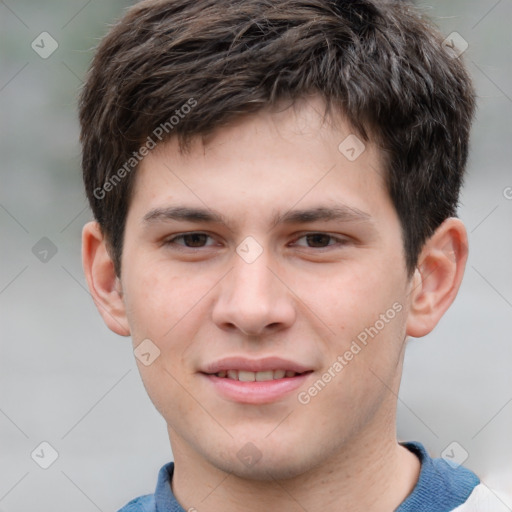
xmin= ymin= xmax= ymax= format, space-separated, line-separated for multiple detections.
xmin=201 ymin=356 xmax=313 ymax=374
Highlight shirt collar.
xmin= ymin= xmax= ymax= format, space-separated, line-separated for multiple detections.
xmin=152 ymin=441 xmax=480 ymax=512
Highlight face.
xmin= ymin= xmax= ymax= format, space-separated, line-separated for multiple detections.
xmin=119 ymin=97 xmax=414 ymax=479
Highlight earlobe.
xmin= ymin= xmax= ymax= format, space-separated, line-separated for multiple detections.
xmin=406 ymin=218 xmax=468 ymax=338
xmin=82 ymin=221 xmax=131 ymax=336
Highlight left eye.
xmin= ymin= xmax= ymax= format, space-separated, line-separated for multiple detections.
xmin=293 ymin=233 xmax=345 ymax=248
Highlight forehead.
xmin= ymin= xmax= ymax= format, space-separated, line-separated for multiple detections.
xmin=129 ymin=96 xmax=392 ymax=227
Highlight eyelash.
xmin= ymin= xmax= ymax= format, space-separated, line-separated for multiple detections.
xmin=164 ymin=232 xmax=349 ymax=250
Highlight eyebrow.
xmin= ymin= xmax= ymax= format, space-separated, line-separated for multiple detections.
xmin=274 ymin=206 xmax=371 ymax=227
xmin=143 ymin=206 xmax=226 ymax=225
xmin=142 ymin=205 xmax=373 ymax=229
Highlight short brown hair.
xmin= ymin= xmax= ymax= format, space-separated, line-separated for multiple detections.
xmin=79 ymin=0 xmax=476 ymax=276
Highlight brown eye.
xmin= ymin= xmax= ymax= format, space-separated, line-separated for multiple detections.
xmin=305 ymin=233 xmax=332 ymax=247
xmin=166 ymin=233 xmax=215 ymax=248
xmin=181 ymin=233 xmax=209 ymax=247
xmin=295 ymin=233 xmax=346 ymax=249
xmin=292 ymin=232 xmax=349 ymax=250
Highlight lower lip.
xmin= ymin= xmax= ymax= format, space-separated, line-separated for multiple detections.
xmin=202 ymin=372 xmax=312 ymax=404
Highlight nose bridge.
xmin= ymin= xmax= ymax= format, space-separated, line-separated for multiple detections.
xmin=212 ymin=247 xmax=294 ymax=335
xmin=229 ymin=250 xmax=276 ymax=313
xmin=240 ymin=250 xmax=273 ymax=291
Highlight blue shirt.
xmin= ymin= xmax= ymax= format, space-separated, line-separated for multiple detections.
xmin=118 ymin=441 xmax=480 ymax=512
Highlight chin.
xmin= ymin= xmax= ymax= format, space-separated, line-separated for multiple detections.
xmin=209 ymin=446 xmax=319 ymax=482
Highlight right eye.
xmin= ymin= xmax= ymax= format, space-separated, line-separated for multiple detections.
xmin=164 ymin=232 xmax=218 ymax=248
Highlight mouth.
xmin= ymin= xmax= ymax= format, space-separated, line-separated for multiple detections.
xmin=210 ymin=369 xmax=308 ymax=381
xmin=199 ymin=357 xmax=314 ymax=404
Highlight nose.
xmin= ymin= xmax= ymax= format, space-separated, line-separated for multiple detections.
xmin=211 ymin=249 xmax=296 ymax=337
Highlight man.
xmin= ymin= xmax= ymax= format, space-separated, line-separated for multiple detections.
xmin=79 ymin=0 xmax=493 ymax=510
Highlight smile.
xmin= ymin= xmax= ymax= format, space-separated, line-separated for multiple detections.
xmin=214 ymin=370 xmax=305 ymax=381
xmin=202 ymin=371 xmax=313 ymax=404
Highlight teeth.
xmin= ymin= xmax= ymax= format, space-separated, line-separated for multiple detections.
xmin=255 ymin=370 xmax=274 ymax=382
xmin=238 ymin=370 xmax=256 ymax=382
xmin=215 ymin=370 xmax=298 ymax=381
xmin=273 ymin=369 xmax=286 ymax=379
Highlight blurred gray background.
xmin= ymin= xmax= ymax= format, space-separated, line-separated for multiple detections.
xmin=1 ymin=0 xmax=511 ymax=510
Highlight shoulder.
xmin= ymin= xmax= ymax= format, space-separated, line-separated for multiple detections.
xmin=452 ymin=484 xmax=512 ymax=512
xmin=116 ymin=461 xmax=178 ymax=512
xmin=117 ymin=493 xmax=155 ymax=512
xmin=397 ymin=441 xmax=480 ymax=512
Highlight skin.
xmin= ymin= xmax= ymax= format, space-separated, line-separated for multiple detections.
xmin=83 ymin=96 xmax=468 ymax=512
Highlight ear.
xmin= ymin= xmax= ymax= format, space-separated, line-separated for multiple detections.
xmin=82 ymin=221 xmax=130 ymax=336
xmin=406 ymin=218 xmax=468 ymax=338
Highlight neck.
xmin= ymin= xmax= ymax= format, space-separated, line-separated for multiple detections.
xmin=170 ymin=425 xmax=420 ymax=512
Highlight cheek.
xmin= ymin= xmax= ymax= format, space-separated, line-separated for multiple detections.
xmin=301 ymin=259 xmax=408 ymax=401
xmin=123 ymin=267 xmax=205 ymax=420
xmin=301 ymin=258 xmax=406 ymax=336
xmin=123 ymin=262 xmax=208 ymax=340
xmin=122 ymin=264 xmax=222 ymax=402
